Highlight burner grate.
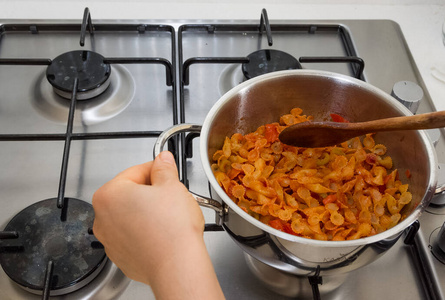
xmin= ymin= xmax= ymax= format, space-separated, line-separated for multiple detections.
xmin=0 ymin=8 xmax=178 ymax=213
xmin=0 ymin=8 xmax=177 ymax=299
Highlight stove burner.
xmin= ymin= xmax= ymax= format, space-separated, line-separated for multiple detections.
xmin=46 ymin=50 xmax=111 ymax=100
xmin=35 ymin=64 xmax=135 ymax=126
xmin=0 ymin=198 xmax=106 ymax=295
xmin=242 ymin=49 xmax=301 ymax=79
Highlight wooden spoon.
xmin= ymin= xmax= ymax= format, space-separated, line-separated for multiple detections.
xmin=278 ymin=110 xmax=445 ymax=148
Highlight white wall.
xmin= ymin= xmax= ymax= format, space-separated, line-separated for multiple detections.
xmin=149 ymin=0 xmax=444 ymax=3
xmin=0 ymin=0 xmax=443 ymax=20
xmin=1 ymin=0 xmax=444 ymax=4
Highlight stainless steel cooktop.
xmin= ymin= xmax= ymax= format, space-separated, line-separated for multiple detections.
xmin=0 ymin=9 xmax=444 ymax=300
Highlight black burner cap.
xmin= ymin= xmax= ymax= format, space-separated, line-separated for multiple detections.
xmin=46 ymin=50 xmax=111 ymax=93
xmin=242 ymin=49 xmax=301 ymax=79
xmin=0 ymin=198 xmax=106 ymax=292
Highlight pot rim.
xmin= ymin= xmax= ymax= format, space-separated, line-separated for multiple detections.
xmin=200 ymin=69 xmax=438 ymax=247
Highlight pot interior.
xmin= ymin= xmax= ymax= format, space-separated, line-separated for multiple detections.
xmin=204 ymin=71 xmax=435 ymax=228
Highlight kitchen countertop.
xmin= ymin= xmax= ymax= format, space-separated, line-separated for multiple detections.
xmin=0 ymin=1 xmax=444 ymax=111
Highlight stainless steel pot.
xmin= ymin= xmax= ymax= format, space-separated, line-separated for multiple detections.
xmin=154 ymin=70 xmax=440 ymax=277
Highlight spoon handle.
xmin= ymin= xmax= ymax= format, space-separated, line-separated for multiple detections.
xmin=349 ymin=110 xmax=445 ymax=132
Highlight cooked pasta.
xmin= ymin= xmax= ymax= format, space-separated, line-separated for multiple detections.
xmin=211 ymin=108 xmax=412 ymax=241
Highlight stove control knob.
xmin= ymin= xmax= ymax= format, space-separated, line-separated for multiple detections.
xmin=432 ymin=221 xmax=445 ymax=264
xmin=438 ymin=224 xmax=445 ymax=253
xmin=391 ymin=81 xmax=424 ymax=114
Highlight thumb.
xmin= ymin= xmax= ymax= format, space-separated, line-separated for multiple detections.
xmin=150 ymin=151 xmax=179 ymax=185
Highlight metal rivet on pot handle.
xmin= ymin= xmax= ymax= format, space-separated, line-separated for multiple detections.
xmin=431 ymin=163 xmax=445 ymax=206
xmin=153 ymin=123 xmax=226 ymax=224
xmin=435 ymin=163 xmax=445 ymax=194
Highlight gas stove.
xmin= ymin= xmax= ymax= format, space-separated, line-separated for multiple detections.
xmin=0 ymin=8 xmax=444 ymax=300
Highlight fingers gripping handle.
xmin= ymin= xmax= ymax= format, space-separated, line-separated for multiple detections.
xmin=153 ymin=124 xmax=225 ymax=224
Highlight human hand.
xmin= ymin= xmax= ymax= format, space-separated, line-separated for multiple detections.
xmin=92 ymin=151 xmax=224 ymax=299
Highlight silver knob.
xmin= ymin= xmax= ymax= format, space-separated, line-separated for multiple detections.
xmin=432 ymin=221 xmax=445 ymax=264
xmin=391 ymin=81 xmax=424 ymax=114
xmin=437 ymin=223 xmax=445 ymax=253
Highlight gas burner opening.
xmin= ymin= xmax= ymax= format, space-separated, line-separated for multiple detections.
xmin=0 ymin=198 xmax=106 ymax=296
xmin=46 ymin=50 xmax=112 ymax=100
xmin=242 ymin=49 xmax=302 ymax=80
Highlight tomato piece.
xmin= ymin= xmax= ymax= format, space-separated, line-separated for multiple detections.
xmin=323 ymin=194 xmax=337 ymax=205
xmin=365 ymin=153 xmax=377 ymax=165
xmin=378 ymin=185 xmax=386 ymax=194
xmin=264 ymin=124 xmax=279 ymax=143
xmin=330 ymin=113 xmax=349 ymax=123
xmin=269 ymin=219 xmax=284 ymax=231
xmin=227 ymin=168 xmax=241 ymax=180
xmin=383 ymin=174 xmax=391 ymax=184
xmin=406 ymin=169 xmax=412 ymax=178
xmin=269 ymin=219 xmax=297 ymax=235
xmin=282 ymin=222 xmax=297 ymax=235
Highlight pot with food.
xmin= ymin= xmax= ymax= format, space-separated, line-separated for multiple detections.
xmin=154 ymin=70 xmax=439 ymax=277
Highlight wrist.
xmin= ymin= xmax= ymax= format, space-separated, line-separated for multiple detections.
xmin=148 ymin=234 xmax=224 ymax=300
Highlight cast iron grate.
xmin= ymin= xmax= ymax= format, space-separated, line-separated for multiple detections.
xmin=0 ymin=7 xmax=177 ymax=299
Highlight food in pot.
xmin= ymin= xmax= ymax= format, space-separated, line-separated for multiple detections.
xmin=211 ymin=108 xmax=412 ymax=241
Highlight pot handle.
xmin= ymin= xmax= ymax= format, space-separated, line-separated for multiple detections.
xmin=153 ymin=124 xmax=226 ymax=224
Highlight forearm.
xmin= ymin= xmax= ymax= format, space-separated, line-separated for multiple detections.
xmin=149 ymin=235 xmax=225 ymax=300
